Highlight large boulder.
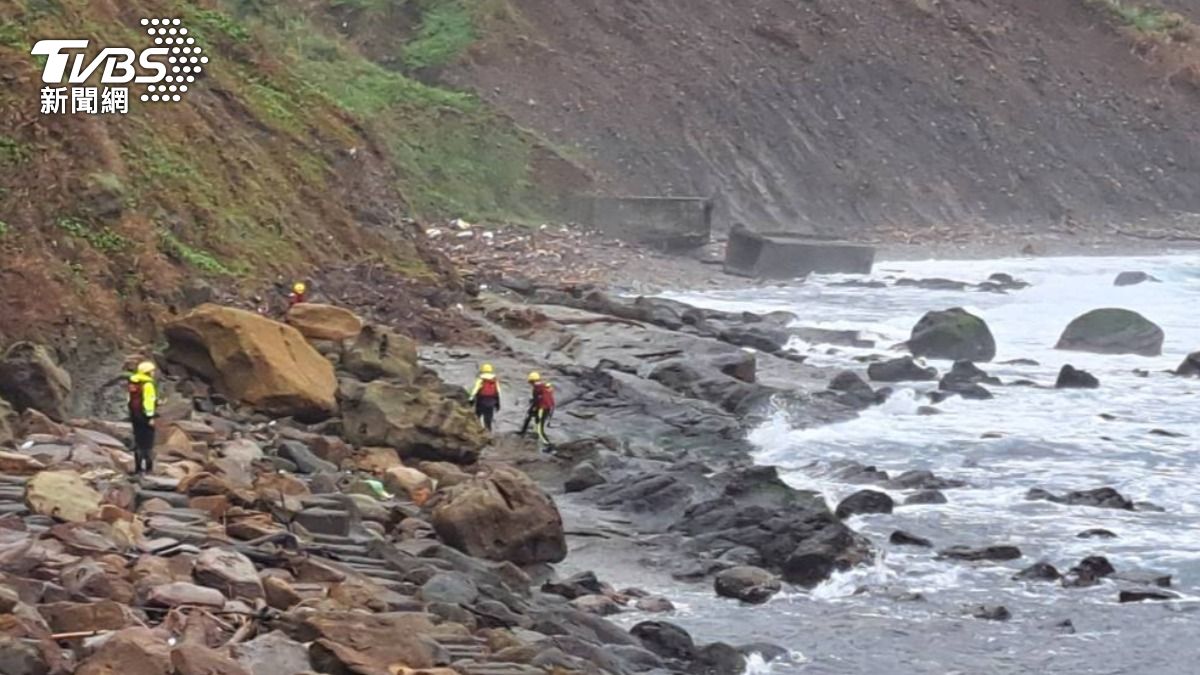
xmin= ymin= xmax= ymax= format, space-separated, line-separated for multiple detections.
xmin=284 ymin=303 xmax=364 ymax=342
xmin=165 ymin=304 xmax=338 ymax=420
xmin=75 ymin=627 xmax=171 ymax=675
xmin=0 ymin=342 xmax=72 ymax=421
xmin=1055 ymin=365 xmax=1099 ymax=389
xmin=713 ymin=566 xmax=782 ymax=605
xmin=1176 ymin=351 xmax=1200 ymax=377
xmin=1114 ymin=271 xmax=1159 ymax=287
xmin=1055 ymin=308 xmax=1164 ymax=357
xmin=194 ymin=547 xmax=264 ymax=600
xmin=432 ymin=466 xmax=567 ymax=565
xmin=866 ymin=357 xmax=937 ymax=382
xmin=341 ymin=381 xmax=486 ymax=464
xmin=25 ymin=470 xmax=102 ymax=522
xmin=905 ymin=308 xmax=996 ymax=362
xmin=341 ymin=324 xmax=419 ymax=383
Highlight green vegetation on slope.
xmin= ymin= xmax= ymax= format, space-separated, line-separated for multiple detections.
xmin=0 ymin=0 xmax=569 ymax=339
xmin=1086 ymin=0 xmax=1190 ymax=37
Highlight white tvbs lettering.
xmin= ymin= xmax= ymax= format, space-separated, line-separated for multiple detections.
xmin=31 ymin=40 xmax=168 ymax=85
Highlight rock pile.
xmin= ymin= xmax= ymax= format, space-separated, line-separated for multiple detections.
xmin=0 ymin=304 xmax=762 ymax=675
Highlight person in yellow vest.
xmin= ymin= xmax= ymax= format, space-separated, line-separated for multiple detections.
xmin=468 ymin=363 xmax=502 ymax=432
xmin=128 ymin=361 xmax=158 ymax=475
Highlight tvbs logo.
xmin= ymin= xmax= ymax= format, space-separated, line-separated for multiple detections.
xmin=32 ymin=18 xmax=207 ymax=115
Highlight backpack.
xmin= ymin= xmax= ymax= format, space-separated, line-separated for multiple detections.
xmin=479 ymin=378 xmax=499 ymax=398
xmin=128 ymin=379 xmax=145 ymax=416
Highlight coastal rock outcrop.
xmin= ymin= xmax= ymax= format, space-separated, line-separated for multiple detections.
xmin=284 ymin=302 xmax=364 ymax=341
xmin=432 ymin=465 xmax=567 ymax=565
xmin=867 ymin=356 xmax=938 ymax=382
xmin=165 ymin=305 xmax=338 ymax=420
xmin=1114 ymin=271 xmax=1159 ymax=287
xmin=1175 ymin=351 xmax=1200 ymax=377
xmin=906 ymin=308 xmax=996 ymax=362
xmin=340 ymin=380 xmax=485 ymax=464
xmin=673 ymin=467 xmax=870 ymax=587
xmin=341 ymin=324 xmax=419 ymax=383
xmin=1055 ymin=365 xmax=1100 ymax=389
xmin=1055 ymin=308 xmax=1164 ymax=357
xmin=713 ymin=566 xmax=782 ymax=604
xmin=1026 ymin=486 xmax=1134 ymax=510
xmin=0 ymin=342 xmax=72 ymax=422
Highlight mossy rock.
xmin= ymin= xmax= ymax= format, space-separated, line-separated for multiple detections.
xmin=906 ymin=308 xmax=996 ymax=362
xmin=1056 ymin=308 xmax=1164 ymax=357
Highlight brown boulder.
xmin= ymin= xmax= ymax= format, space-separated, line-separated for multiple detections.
xmin=384 ymin=466 xmax=434 ymax=505
xmin=194 ymin=547 xmax=264 ymax=600
xmin=0 ymin=450 xmax=45 ymax=474
xmin=263 ymin=576 xmax=303 ymax=611
xmin=432 ymin=466 xmax=567 ymax=565
xmin=38 ymin=600 xmax=135 ymax=633
xmin=285 ymin=303 xmax=364 ymax=342
xmin=341 ymin=324 xmax=418 ymax=383
xmin=231 ymin=631 xmax=312 ymax=675
xmin=75 ymin=627 xmax=171 ymax=675
xmin=0 ymin=343 xmax=72 ymax=422
xmin=171 ymin=644 xmax=252 ymax=675
xmin=25 ymin=470 xmax=102 ymax=522
xmin=165 ymin=305 xmax=337 ymax=421
xmin=148 ymin=582 xmax=226 ymax=609
xmin=355 ymin=447 xmax=402 ymax=475
xmin=288 ymin=612 xmax=444 ymax=670
xmin=341 ymin=382 xmax=486 ymax=465
xmin=418 ymin=462 xmax=473 ymax=489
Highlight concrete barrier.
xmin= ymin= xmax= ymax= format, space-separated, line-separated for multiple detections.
xmin=724 ymin=225 xmax=875 ymax=279
xmin=570 ymin=196 xmax=712 ymax=250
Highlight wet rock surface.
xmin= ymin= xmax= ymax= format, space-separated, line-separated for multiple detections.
xmin=906 ymin=308 xmax=996 ymax=362
xmin=1055 ymin=308 xmax=1165 ymax=357
xmin=1055 ymin=365 xmax=1100 ymax=389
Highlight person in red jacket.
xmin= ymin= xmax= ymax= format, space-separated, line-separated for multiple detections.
xmin=288 ymin=281 xmax=308 ymax=308
xmin=521 ymin=371 xmax=556 ymax=452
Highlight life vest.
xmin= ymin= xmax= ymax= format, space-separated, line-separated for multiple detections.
xmin=534 ymin=382 xmax=555 ymax=412
xmin=478 ymin=377 xmax=499 ymax=398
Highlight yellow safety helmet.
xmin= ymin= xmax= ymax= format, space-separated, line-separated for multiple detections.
xmin=480 ymin=363 xmax=495 ymax=374
xmin=292 ymin=281 xmax=307 ymax=294
xmin=527 ymin=371 xmax=541 ymax=382
xmin=136 ymin=361 xmax=157 ymax=374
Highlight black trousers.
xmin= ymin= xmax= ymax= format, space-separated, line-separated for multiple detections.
xmin=475 ymin=397 xmax=499 ymax=432
xmin=131 ymin=415 xmax=156 ymax=474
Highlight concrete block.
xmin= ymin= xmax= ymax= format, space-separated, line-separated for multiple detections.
xmin=723 ymin=225 xmax=875 ymax=279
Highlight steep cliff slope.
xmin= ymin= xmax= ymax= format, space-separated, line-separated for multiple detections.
xmin=0 ymin=0 xmax=571 ymax=346
xmin=448 ymin=0 xmax=1200 ymax=234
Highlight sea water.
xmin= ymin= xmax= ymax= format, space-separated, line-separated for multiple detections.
xmin=645 ymin=254 xmax=1200 ymax=674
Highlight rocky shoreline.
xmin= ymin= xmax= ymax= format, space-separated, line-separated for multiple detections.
xmin=0 ymin=274 xmax=885 ymax=675
xmin=3 ymin=250 xmax=1198 ymax=674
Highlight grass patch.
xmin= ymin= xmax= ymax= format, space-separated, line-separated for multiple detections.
xmin=57 ymin=216 xmax=131 ymax=254
xmin=1087 ymin=0 xmax=1189 ymax=35
xmin=159 ymin=230 xmax=233 ymax=274
xmin=185 ymin=6 xmax=252 ymax=44
xmin=0 ymin=220 xmax=9 ymax=237
xmin=403 ymin=0 xmax=476 ymax=69
xmin=0 ymin=135 xmax=30 ymax=166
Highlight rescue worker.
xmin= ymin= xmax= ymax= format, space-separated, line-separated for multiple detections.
xmin=128 ymin=360 xmax=158 ymax=475
xmin=468 ymin=363 xmax=502 ymax=432
xmin=288 ymin=281 xmax=308 ymax=308
xmin=520 ymin=371 xmax=556 ymax=452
